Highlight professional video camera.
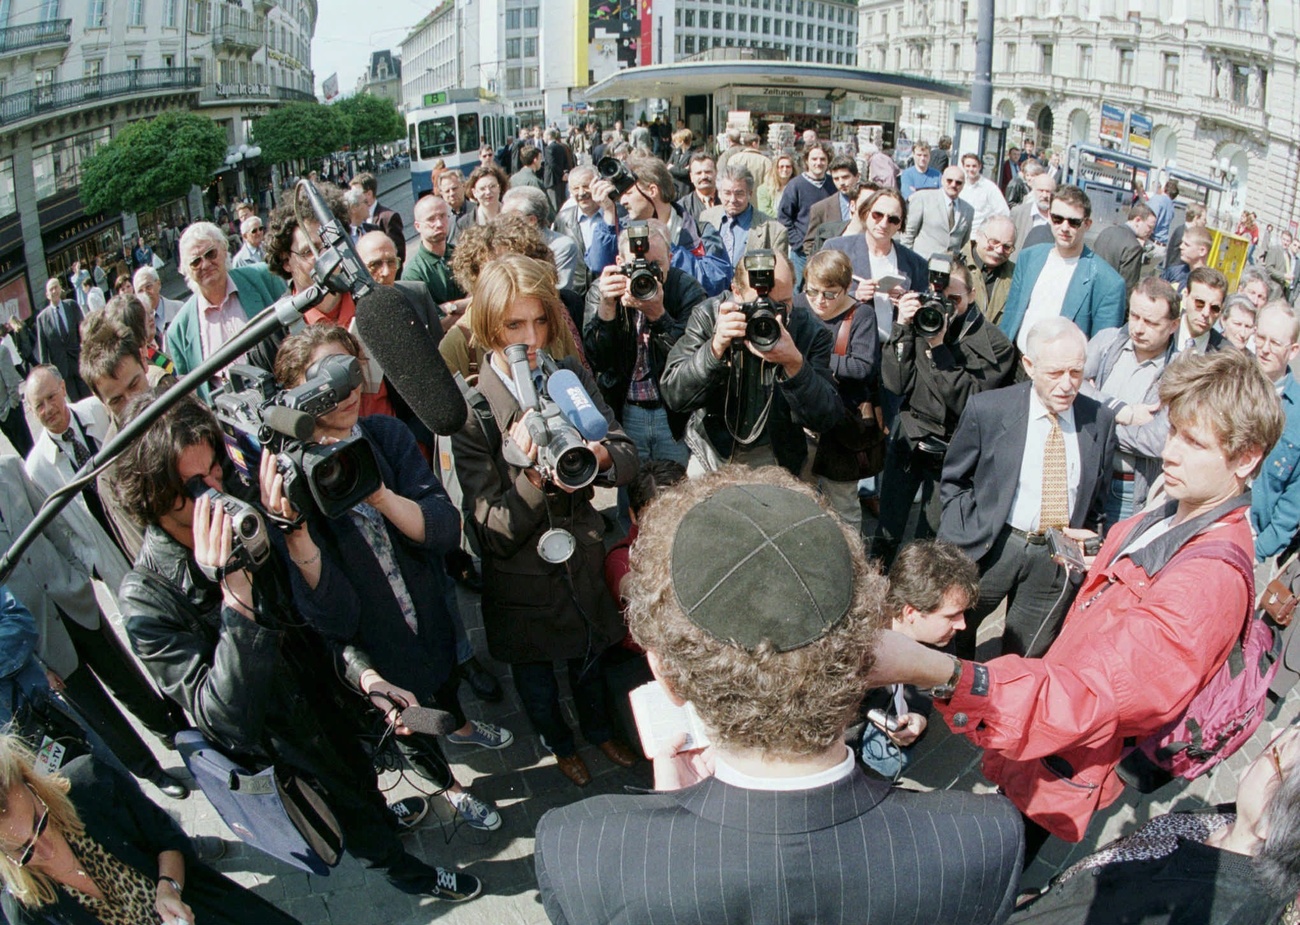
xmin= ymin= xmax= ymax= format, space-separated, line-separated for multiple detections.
xmin=596 ymin=155 xmax=638 ymax=199
xmin=212 ymin=356 xmax=382 ymax=523
xmin=913 ymin=254 xmax=956 ymax=337
xmin=501 ymin=344 xmax=607 ymax=493
xmin=617 ymin=221 xmax=663 ymax=300
xmin=736 ymin=249 xmax=786 ymax=352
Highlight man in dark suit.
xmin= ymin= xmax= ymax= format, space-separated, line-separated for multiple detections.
xmin=1174 ymin=266 xmax=1231 ymax=354
xmin=535 ymin=469 xmax=1025 ymax=925
xmin=541 ymin=127 xmax=572 ymax=211
xmin=939 ymin=316 xmax=1118 ymax=658
xmin=1091 ymin=201 xmax=1156 ymax=300
xmin=802 ymin=154 xmax=861 ymax=256
xmin=349 ymin=171 xmax=405 ymax=263
xmin=36 ymin=277 xmax=90 ymax=400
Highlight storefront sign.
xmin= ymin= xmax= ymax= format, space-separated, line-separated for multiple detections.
xmin=215 ymin=82 xmax=272 ymax=99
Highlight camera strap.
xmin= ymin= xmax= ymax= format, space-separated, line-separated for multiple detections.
xmin=832 ymin=306 xmax=858 ymax=357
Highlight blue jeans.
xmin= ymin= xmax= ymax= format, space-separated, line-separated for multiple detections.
xmin=1105 ymin=475 xmax=1136 ymax=535
xmin=510 ymin=656 xmax=613 ymax=757
xmin=620 ymin=402 xmax=689 ymax=465
xmin=790 ymin=247 xmax=808 ymax=292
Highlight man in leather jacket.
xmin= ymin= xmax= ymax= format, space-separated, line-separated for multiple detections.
xmin=112 ymin=394 xmax=484 ymax=904
xmin=583 ymin=219 xmax=707 ymax=465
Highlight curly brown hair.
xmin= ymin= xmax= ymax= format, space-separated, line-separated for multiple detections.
xmin=449 ymin=213 xmax=555 ymax=293
xmin=465 ymin=164 xmax=509 ymax=204
xmin=263 ymin=184 xmax=350 ymax=281
xmin=273 ymin=322 xmax=360 ymax=388
xmin=111 ymin=392 xmax=221 ymax=527
xmin=626 ymin=466 xmax=888 ymax=759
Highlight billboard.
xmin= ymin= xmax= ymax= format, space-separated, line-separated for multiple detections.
xmin=1099 ymin=101 xmax=1125 ymax=144
xmin=1128 ymin=111 xmax=1152 ymax=154
xmin=588 ymin=1 xmax=652 ymax=84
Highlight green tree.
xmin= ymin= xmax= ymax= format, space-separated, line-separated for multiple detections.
xmin=79 ymin=111 xmax=226 ymax=216
xmin=336 ymin=93 xmax=404 ymax=151
xmin=251 ymin=101 xmax=345 ymax=165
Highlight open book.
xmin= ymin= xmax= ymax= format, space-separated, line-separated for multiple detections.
xmin=628 ymin=680 xmax=712 ymax=759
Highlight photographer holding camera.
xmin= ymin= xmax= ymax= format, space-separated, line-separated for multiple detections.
xmin=452 ymin=254 xmax=640 ymax=788
xmin=874 ymin=256 xmax=1016 ymax=565
xmin=584 ymin=219 xmax=707 ymax=465
xmin=660 ymin=248 xmax=842 ymax=476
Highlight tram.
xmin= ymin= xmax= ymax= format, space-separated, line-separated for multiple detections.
xmin=406 ymin=89 xmax=517 ymax=198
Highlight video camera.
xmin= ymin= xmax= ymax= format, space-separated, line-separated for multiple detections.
xmin=596 ymin=156 xmax=638 ymax=199
xmin=736 ymin=250 xmax=785 ymax=352
xmin=913 ymin=254 xmax=956 ymax=338
xmin=618 ymin=221 xmax=663 ymax=301
xmin=212 ymin=355 xmax=382 ymax=524
xmin=501 ymin=344 xmax=607 ymax=493
xmin=185 ymin=482 xmax=272 ymax=580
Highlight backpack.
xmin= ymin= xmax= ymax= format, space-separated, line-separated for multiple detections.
xmin=1117 ymin=537 xmax=1283 ymax=793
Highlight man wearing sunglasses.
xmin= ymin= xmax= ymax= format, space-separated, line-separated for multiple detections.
xmin=901 ymin=166 xmax=974 ymax=261
xmin=1176 ymin=266 xmax=1230 ymax=354
xmin=999 ymin=185 xmax=1127 ymax=354
xmin=165 ymin=222 xmax=287 ymax=400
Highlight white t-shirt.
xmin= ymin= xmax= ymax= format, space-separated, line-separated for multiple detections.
xmin=868 ymin=244 xmax=901 ymax=341
xmin=1018 ymin=249 xmax=1081 ymax=351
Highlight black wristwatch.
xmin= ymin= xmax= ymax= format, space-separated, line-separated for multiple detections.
xmin=929 ymin=655 xmax=963 ymax=700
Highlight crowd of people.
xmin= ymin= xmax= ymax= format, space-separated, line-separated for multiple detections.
xmin=0 ymin=121 xmax=1294 ymax=924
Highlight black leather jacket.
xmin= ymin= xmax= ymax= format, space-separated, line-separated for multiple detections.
xmin=119 ymin=525 xmax=372 ymax=779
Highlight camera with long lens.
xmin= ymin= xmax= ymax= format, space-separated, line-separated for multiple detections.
xmin=212 ymin=356 xmax=382 ymax=522
xmin=617 ymin=221 xmax=663 ymax=301
xmin=913 ymin=254 xmax=955 ymax=338
xmin=736 ymin=249 xmax=786 ymax=353
xmin=185 ymin=481 xmax=271 ymax=580
xmin=596 ymin=155 xmax=637 ymax=199
xmin=502 ymin=344 xmax=601 ymax=492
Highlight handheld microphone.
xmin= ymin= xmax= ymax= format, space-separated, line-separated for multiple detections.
xmin=545 ymin=369 xmax=608 ymax=441
xmin=298 ymin=179 xmax=374 ymax=301
xmin=398 ymin=705 xmax=460 ymax=736
xmin=352 ymin=284 xmax=468 ymax=436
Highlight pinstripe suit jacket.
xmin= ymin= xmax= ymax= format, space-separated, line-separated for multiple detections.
xmin=535 ymin=768 xmax=1024 ymax=925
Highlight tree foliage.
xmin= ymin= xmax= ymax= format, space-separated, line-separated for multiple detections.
xmin=252 ymin=101 xmax=345 ymax=165
xmin=336 ymin=93 xmax=404 ymax=150
xmin=79 ymin=111 xmax=226 ymax=215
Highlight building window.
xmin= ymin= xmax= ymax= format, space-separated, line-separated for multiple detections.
xmin=684 ymin=34 xmax=695 ymax=53
xmin=162 ymin=53 xmax=174 ymax=68
xmin=505 ymin=8 xmax=520 ymax=28
xmin=739 ymin=13 xmax=746 ymax=29
xmin=674 ymin=7 xmax=680 ymax=25
xmin=684 ymin=8 xmax=694 ymax=25
xmin=763 ymin=16 xmax=770 ymax=31
xmin=506 ymin=67 xmax=521 ymax=89
xmin=726 ymin=12 xmax=734 ymax=27
xmin=785 ymin=19 xmax=791 ymax=35
xmin=1078 ymin=44 xmax=1092 ymax=79
xmin=1162 ymin=52 xmax=1180 ymax=92
xmin=1118 ymin=47 xmax=1134 ymax=84
xmin=162 ymin=0 xmax=176 ymax=26
xmin=83 ymin=58 xmax=101 ymax=77
xmin=950 ymin=43 xmax=960 ymax=69
xmin=86 ymin=0 xmax=105 ymax=26
xmin=191 ymin=0 xmax=210 ymax=32
xmin=31 ymin=127 xmax=111 ymax=201
xmin=506 ymin=37 xmax=520 ymax=57
xmin=128 ymin=55 xmax=142 ymax=70
xmin=523 ymin=36 xmax=536 ymax=56
xmin=40 ymin=0 xmax=58 ymax=20
xmin=522 ymin=6 xmax=537 ymax=28
xmin=795 ymin=21 xmax=802 ymax=37
xmin=523 ymin=66 xmax=537 ymax=88
xmin=0 ymin=159 xmax=12 ymax=221
xmin=129 ymin=0 xmax=143 ymax=25
xmin=1039 ymin=43 xmax=1053 ymax=75
xmin=1004 ymin=42 xmax=1016 ymax=71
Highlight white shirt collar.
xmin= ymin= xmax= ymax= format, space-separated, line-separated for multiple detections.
xmin=712 ymin=746 xmax=856 ymax=792
xmin=1028 ymin=386 xmax=1076 ymax=428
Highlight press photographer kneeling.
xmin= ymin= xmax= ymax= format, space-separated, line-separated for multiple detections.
xmin=874 ymin=255 xmax=1015 ymax=565
xmin=659 ymin=248 xmax=843 ymax=476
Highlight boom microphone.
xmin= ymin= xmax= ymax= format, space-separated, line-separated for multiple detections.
xmin=352 ymin=285 xmax=468 ymax=436
xmin=545 ymin=369 xmax=609 ymax=442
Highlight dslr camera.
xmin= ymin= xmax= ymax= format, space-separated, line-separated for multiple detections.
xmin=212 ymin=356 xmax=382 ymax=524
xmin=596 ymin=155 xmax=638 ymax=199
xmin=913 ymin=254 xmax=955 ymax=338
xmin=736 ymin=249 xmax=786 ymax=352
xmin=617 ymin=221 xmax=663 ymax=301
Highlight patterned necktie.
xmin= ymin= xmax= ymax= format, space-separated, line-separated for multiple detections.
xmin=1040 ymin=413 xmax=1069 ymax=530
xmin=947 ymin=198 xmax=955 ymax=230
xmin=60 ymin=429 xmax=92 ymax=470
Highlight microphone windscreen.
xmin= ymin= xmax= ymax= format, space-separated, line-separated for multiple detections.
xmin=353 ymin=284 xmax=467 ymax=435
xmin=399 ymin=705 xmax=461 ymax=736
xmin=547 ymin=368 xmax=609 ymax=441
xmin=261 ymin=405 xmax=315 ymax=442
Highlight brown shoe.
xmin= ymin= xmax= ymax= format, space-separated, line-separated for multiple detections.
xmin=555 ymin=752 xmax=591 ymax=787
xmin=598 ymin=739 xmax=638 ymax=768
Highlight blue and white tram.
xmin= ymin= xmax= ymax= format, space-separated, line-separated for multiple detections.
xmin=406 ymin=90 xmax=517 ymax=199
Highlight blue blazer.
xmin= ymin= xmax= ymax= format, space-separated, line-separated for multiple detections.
xmin=998 ymin=243 xmax=1127 ymax=343
xmin=1252 ymin=373 xmax=1300 ymax=560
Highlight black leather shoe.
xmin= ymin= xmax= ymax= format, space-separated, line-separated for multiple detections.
xmin=459 ymin=656 xmax=503 ymax=703
xmin=149 ymin=771 xmax=190 ymax=800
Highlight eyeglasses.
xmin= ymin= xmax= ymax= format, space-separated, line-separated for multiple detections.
xmin=1191 ymin=297 xmax=1224 ymax=316
xmin=980 ymin=237 xmax=1013 ymax=253
xmin=870 ymin=210 xmax=903 ymax=227
xmin=805 ymin=288 xmax=844 ymax=302
xmin=1257 ymin=334 xmax=1292 ymax=352
xmin=1271 ymin=743 xmax=1285 ymax=781
xmin=290 ymin=248 xmax=315 ymax=261
xmin=187 ymin=247 xmax=222 ymax=270
xmin=365 ymin=257 xmax=401 ymax=274
xmin=943 ymin=178 xmax=965 ymax=187
xmin=1049 ymin=213 xmax=1085 ymax=229
xmin=4 ymin=784 xmax=48 ymax=868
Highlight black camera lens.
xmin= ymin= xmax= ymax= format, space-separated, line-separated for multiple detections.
xmin=747 ymin=310 xmax=782 ymax=351
xmin=914 ymin=302 xmax=946 ymax=336
xmin=628 ymin=270 xmax=658 ymax=300
xmin=553 ymin=445 xmax=598 ymax=492
xmin=313 ymin=452 xmax=359 ymax=502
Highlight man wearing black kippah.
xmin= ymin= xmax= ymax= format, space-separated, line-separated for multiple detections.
xmin=534 ymin=466 xmax=1024 ymax=925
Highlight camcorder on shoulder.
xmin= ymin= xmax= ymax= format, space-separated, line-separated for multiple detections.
xmin=596 ymin=156 xmax=638 ymax=199
xmin=618 ymin=221 xmax=663 ymax=301
xmin=913 ymin=254 xmax=955 ymax=338
xmin=736 ymin=249 xmax=785 ymax=352
xmin=212 ymin=355 xmax=383 ymax=531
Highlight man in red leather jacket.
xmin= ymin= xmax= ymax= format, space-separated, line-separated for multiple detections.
xmin=872 ymin=348 xmax=1283 ymax=850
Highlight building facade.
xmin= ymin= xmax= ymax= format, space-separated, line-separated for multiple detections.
xmin=357 ymin=49 xmax=402 ymax=106
xmin=860 ymin=0 xmax=1299 ymax=230
xmin=0 ymin=0 xmax=316 ymax=314
xmin=662 ymin=0 xmax=858 ymax=66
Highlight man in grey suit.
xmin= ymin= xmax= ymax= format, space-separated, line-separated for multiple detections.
xmin=536 ymin=468 xmax=1025 ymax=925
xmin=901 ymin=165 xmax=975 ymax=261
xmin=939 ymin=317 xmax=1118 ymax=659
xmin=36 ymin=278 xmax=90 ymax=400
xmin=698 ymin=164 xmax=788 ymax=269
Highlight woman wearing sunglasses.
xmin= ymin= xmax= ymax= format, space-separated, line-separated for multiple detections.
xmin=1010 ymin=725 xmax=1300 ymax=924
xmin=0 ymin=735 xmax=297 ymax=925
xmin=823 ymin=188 xmax=929 ymax=346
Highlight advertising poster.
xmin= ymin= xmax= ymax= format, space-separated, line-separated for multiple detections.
xmin=1100 ymin=101 xmax=1126 ymax=144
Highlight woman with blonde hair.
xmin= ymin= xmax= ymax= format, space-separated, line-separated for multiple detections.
xmin=452 ymin=253 xmax=639 ymax=788
xmin=0 ymin=735 xmax=297 ymax=924
xmin=757 ymin=151 xmax=796 ymax=216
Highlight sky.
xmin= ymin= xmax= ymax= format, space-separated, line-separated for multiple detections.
xmin=311 ymin=0 xmax=434 ymax=99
